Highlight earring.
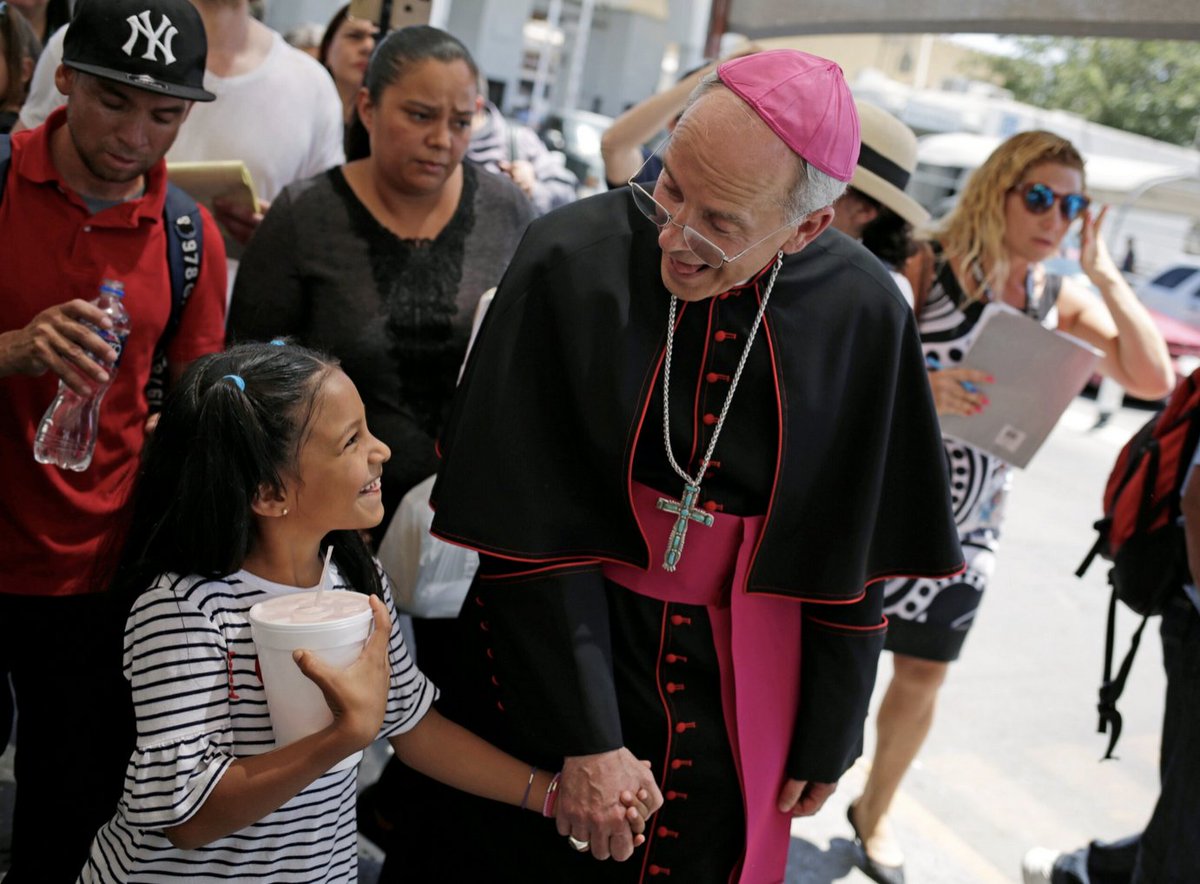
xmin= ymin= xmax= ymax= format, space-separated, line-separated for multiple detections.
xmin=282 ymin=507 xmax=289 ymax=516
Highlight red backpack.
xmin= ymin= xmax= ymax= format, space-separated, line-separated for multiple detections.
xmin=1077 ymin=368 xmax=1200 ymax=759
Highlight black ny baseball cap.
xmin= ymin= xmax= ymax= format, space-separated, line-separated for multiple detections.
xmin=63 ymin=0 xmax=216 ymax=102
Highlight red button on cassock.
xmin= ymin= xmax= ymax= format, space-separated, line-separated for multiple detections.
xmin=675 ymin=721 xmax=696 ymax=734
xmin=714 ymin=331 xmax=727 ymax=342
xmin=705 ymin=371 xmax=720 ymax=383
xmin=669 ymin=614 xmax=691 ymax=626
xmin=703 ymin=500 xmax=719 ymax=513
xmin=702 ymin=413 xmax=717 ymax=426
xmin=648 ymin=865 xmax=671 ymax=876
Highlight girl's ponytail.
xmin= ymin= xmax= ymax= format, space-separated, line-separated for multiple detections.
xmin=108 ymin=342 xmax=381 ymax=610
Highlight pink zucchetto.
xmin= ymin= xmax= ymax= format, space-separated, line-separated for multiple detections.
xmin=717 ymin=49 xmax=860 ymax=183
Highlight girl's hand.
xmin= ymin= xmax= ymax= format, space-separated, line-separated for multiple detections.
xmin=293 ymin=594 xmax=392 ymax=751
xmin=618 ymin=785 xmax=655 ymax=841
xmin=1079 ymin=205 xmax=1122 ymax=287
xmin=616 ymin=757 xmax=658 ymax=842
xmin=928 ymin=367 xmax=992 ymax=416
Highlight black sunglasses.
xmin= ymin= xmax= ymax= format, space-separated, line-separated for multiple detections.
xmin=1012 ymin=182 xmax=1090 ymax=222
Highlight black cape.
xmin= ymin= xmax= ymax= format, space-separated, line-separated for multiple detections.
xmin=432 ymin=189 xmax=962 ymax=597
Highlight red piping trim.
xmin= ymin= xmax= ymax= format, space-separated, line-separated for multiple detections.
xmin=735 ymin=560 xmax=968 ymax=604
xmin=625 ymin=307 xmax=680 ymax=572
xmin=428 ymin=527 xmax=639 ymax=568
xmin=865 ymin=561 xmax=968 ymax=584
xmin=638 ymin=603 xmax=675 ymax=883
xmin=476 ymin=561 xmax=601 ymax=581
xmin=805 ymin=614 xmax=888 ymax=633
xmin=744 ymin=278 xmax=782 ymax=596
xmin=730 ymin=259 xmax=776 ymax=290
xmin=751 ymin=586 xmax=867 ymax=605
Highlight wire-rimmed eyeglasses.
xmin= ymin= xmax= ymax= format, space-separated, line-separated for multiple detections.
xmin=627 ymin=140 xmax=803 ymax=269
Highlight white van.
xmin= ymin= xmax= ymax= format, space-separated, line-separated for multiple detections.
xmin=1137 ymin=262 xmax=1200 ymax=324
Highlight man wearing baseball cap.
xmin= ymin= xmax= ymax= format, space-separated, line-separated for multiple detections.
xmin=412 ymin=50 xmax=962 ymax=882
xmin=0 ymin=1 xmax=226 ymax=879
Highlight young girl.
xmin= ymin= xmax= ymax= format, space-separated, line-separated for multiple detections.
xmin=80 ymin=342 xmax=647 ymax=882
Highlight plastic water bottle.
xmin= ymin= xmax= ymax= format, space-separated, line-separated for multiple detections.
xmin=33 ymin=280 xmax=131 ymax=471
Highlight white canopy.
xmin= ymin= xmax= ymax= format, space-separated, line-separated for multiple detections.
xmin=723 ymin=0 xmax=1200 ymax=40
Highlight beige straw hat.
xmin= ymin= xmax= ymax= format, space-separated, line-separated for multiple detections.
xmin=850 ymin=101 xmax=929 ymax=226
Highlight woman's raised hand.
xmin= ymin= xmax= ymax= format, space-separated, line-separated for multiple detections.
xmin=1078 ymin=205 xmax=1122 ymax=286
xmin=293 ymin=594 xmax=392 ymax=750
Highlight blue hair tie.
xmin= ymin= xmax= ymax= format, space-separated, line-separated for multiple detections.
xmin=222 ymin=374 xmax=246 ymax=391
xmin=269 ymin=339 xmax=286 ymax=346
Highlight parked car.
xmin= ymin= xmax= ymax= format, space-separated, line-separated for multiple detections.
xmin=1044 ymin=258 xmax=1200 ymax=397
xmin=537 ymin=109 xmax=613 ymax=197
xmin=1136 ymin=262 xmax=1200 ymax=324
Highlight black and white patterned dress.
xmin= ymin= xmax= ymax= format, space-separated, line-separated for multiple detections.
xmin=883 ymin=248 xmax=1061 ymax=661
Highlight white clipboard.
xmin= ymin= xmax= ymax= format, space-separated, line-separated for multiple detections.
xmin=939 ymin=302 xmax=1102 ymax=468
xmin=167 ymin=160 xmax=259 ymax=216
xmin=167 ymin=161 xmax=260 ymax=258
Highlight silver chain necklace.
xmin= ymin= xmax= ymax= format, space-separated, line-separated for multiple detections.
xmin=655 ymin=251 xmax=784 ymax=571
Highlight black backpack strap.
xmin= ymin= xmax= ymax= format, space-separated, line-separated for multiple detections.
xmin=162 ymin=182 xmax=204 ymax=345
xmin=1097 ymin=583 xmax=1151 ymax=760
xmin=0 ymin=133 xmax=11 ymax=204
xmin=144 ymin=182 xmax=204 ymax=411
xmin=1075 ymin=521 xmax=1109 ymax=578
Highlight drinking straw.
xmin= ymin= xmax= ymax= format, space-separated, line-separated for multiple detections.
xmin=315 ymin=544 xmax=334 ymax=604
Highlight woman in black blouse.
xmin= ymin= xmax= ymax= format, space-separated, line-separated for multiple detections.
xmin=230 ymin=25 xmax=533 ymax=531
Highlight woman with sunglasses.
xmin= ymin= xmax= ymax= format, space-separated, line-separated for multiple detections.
xmin=846 ymin=130 xmax=1172 ymax=884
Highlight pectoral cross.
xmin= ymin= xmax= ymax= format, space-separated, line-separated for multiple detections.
xmin=656 ymin=483 xmax=714 ymax=572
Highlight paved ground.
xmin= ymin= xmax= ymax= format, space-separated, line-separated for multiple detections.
xmin=785 ymin=396 xmax=1165 ymax=883
xmin=0 ymin=396 xmax=1167 ymax=883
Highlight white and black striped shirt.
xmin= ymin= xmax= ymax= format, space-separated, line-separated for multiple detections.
xmin=80 ymin=565 xmax=434 ymax=883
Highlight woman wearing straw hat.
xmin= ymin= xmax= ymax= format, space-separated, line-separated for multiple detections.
xmin=830 ymin=101 xmax=930 ymax=310
xmin=845 ymin=129 xmax=1173 ymax=884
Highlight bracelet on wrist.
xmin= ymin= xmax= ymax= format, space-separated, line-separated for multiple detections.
xmin=519 ymin=764 xmax=538 ymax=811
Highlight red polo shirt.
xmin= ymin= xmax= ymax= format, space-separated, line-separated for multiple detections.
xmin=0 ymin=108 xmax=227 ymax=596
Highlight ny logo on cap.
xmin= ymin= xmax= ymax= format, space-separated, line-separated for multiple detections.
xmin=122 ymin=11 xmax=178 ymax=65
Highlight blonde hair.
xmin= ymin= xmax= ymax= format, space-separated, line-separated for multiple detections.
xmin=935 ymin=131 xmax=1085 ymax=302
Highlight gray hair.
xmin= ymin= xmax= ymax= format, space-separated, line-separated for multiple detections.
xmin=684 ymin=71 xmax=846 ymax=219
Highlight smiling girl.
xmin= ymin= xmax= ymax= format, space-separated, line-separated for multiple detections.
xmin=78 ymin=342 xmax=646 ymax=882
